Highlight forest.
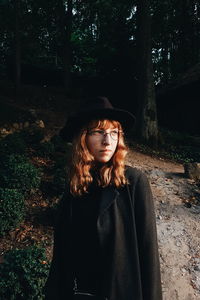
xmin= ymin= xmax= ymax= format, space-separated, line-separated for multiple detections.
xmin=0 ymin=0 xmax=200 ymax=299
xmin=1 ymin=0 xmax=200 ymax=139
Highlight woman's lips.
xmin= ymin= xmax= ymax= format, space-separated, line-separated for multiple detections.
xmin=100 ymin=149 xmax=112 ymax=152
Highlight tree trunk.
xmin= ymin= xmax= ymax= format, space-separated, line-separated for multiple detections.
xmin=135 ymin=0 xmax=158 ymax=145
xmin=14 ymin=0 xmax=21 ymax=94
xmin=58 ymin=0 xmax=73 ymax=92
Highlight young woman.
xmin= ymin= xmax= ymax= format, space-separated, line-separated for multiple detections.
xmin=44 ymin=97 xmax=162 ymax=300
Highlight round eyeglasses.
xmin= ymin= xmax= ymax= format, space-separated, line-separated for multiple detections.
xmin=88 ymin=130 xmax=119 ymax=140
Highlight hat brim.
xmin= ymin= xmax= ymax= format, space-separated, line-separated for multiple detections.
xmin=59 ymin=108 xmax=135 ymax=142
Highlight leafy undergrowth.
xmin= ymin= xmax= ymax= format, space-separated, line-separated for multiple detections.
xmin=0 ymin=156 xmax=55 ymax=264
xmin=129 ymin=128 xmax=200 ymax=164
xmin=0 ymin=130 xmax=71 ymax=266
xmin=0 ymin=96 xmax=36 ymax=127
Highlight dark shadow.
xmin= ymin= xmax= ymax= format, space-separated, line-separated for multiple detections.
xmin=25 ymin=206 xmax=57 ymax=227
xmin=165 ymin=172 xmax=185 ymax=179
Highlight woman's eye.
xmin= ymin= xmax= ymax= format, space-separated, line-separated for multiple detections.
xmin=90 ymin=130 xmax=102 ymax=135
xmin=96 ymin=130 xmax=103 ymax=134
xmin=111 ymin=131 xmax=118 ymax=136
xmin=88 ymin=130 xmax=118 ymax=138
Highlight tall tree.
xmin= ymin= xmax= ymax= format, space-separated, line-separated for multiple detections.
xmin=135 ymin=0 xmax=158 ymax=145
xmin=1 ymin=0 xmax=200 ymax=91
xmin=14 ymin=0 xmax=21 ymax=93
xmin=57 ymin=0 xmax=73 ymax=91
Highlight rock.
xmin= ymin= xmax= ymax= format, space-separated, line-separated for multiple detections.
xmin=0 ymin=128 xmax=10 ymax=135
xmin=181 ymin=267 xmax=187 ymax=273
xmin=29 ymin=109 xmax=37 ymax=118
xmin=13 ymin=122 xmax=19 ymax=129
xmin=194 ymin=264 xmax=200 ymax=272
xmin=35 ymin=120 xmax=45 ymax=128
xmin=184 ymin=162 xmax=200 ymax=181
xmin=184 ymin=202 xmax=192 ymax=208
xmin=24 ymin=121 xmax=29 ymax=128
xmin=175 ymin=240 xmax=182 ymax=247
xmin=149 ymin=169 xmax=166 ymax=178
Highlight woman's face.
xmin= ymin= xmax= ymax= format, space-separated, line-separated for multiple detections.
xmin=86 ymin=123 xmax=119 ymax=163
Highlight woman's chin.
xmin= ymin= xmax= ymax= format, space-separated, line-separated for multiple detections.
xmin=95 ymin=156 xmax=112 ymax=163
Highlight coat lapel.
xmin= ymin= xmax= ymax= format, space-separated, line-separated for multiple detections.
xmin=98 ymin=186 xmax=119 ymax=217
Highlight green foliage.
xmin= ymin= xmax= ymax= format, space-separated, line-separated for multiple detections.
xmin=166 ymin=145 xmax=200 ymax=163
xmin=0 ymin=154 xmax=41 ymax=192
xmin=0 ymin=100 xmax=35 ymax=126
xmin=0 ymin=246 xmax=49 ymax=300
xmin=50 ymin=134 xmax=69 ymax=153
xmin=53 ymin=152 xmax=71 ymax=168
xmin=20 ymin=127 xmax=45 ymax=146
xmin=51 ymin=135 xmax=72 ymax=165
xmin=160 ymin=129 xmax=200 ymax=162
xmin=132 ymin=129 xmax=200 ymax=163
xmin=0 ymin=132 xmax=26 ymax=156
xmin=37 ymin=141 xmax=55 ymax=158
xmin=0 ymin=188 xmax=25 ymax=236
xmin=1 ymin=0 xmax=200 ymax=84
xmin=52 ymin=168 xmax=66 ymax=196
xmin=50 ymin=141 xmax=71 ymax=195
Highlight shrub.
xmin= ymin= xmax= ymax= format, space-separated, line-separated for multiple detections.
xmin=0 ymin=132 xmax=26 ymax=157
xmin=0 ymin=188 xmax=25 ymax=236
xmin=0 ymin=246 xmax=49 ymax=300
xmin=50 ymin=134 xmax=67 ymax=152
xmin=52 ymin=168 xmax=67 ymax=196
xmin=20 ymin=127 xmax=45 ymax=146
xmin=53 ymin=153 xmax=70 ymax=169
xmin=36 ymin=141 xmax=55 ymax=158
xmin=0 ymin=154 xmax=41 ymax=192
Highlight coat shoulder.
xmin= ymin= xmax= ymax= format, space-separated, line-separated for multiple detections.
xmin=125 ymin=165 xmax=147 ymax=184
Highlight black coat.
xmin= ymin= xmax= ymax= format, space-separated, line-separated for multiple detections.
xmin=44 ymin=166 xmax=162 ymax=300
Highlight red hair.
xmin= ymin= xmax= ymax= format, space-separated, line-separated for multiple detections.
xmin=69 ymin=119 xmax=128 ymax=196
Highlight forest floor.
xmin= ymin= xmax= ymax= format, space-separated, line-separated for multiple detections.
xmin=0 ymin=86 xmax=200 ymax=299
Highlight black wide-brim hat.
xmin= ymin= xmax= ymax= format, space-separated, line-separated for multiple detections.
xmin=59 ymin=96 xmax=135 ymax=142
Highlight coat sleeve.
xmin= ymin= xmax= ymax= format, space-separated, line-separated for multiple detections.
xmin=43 ymin=192 xmax=73 ymax=300
xmin=134 ymin=172 xmax=162 ymax=300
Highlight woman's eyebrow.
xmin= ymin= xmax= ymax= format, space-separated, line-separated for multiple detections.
xmin=96 ymin=127 xmax=118 ymax=130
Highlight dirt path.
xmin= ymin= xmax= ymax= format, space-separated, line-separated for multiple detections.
xmin=127 ymin=149 xmax=200 ymax=300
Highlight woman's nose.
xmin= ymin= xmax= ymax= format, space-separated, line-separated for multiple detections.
xmin=102 ymin=133 xmax=111 ymax=145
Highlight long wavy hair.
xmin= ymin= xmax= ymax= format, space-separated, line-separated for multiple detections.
xmin=69 ymin=119 xmax=128 ymax=196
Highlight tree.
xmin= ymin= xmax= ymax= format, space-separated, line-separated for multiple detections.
xmin=56 ymin=0 xmax=73 ymax=91
xmin=135 ymin=0 xmax=158 ymax=145
xmin=0 ymin=0 xmax=199 ymax=95
xmin=151 ymin=0 xmax=200 ymax=85
xmin=14 ymin=0 xmax=21 ymax=93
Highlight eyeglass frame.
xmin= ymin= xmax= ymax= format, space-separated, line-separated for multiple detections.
xmin=87 ymin=129 xmax=122 ymax=141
